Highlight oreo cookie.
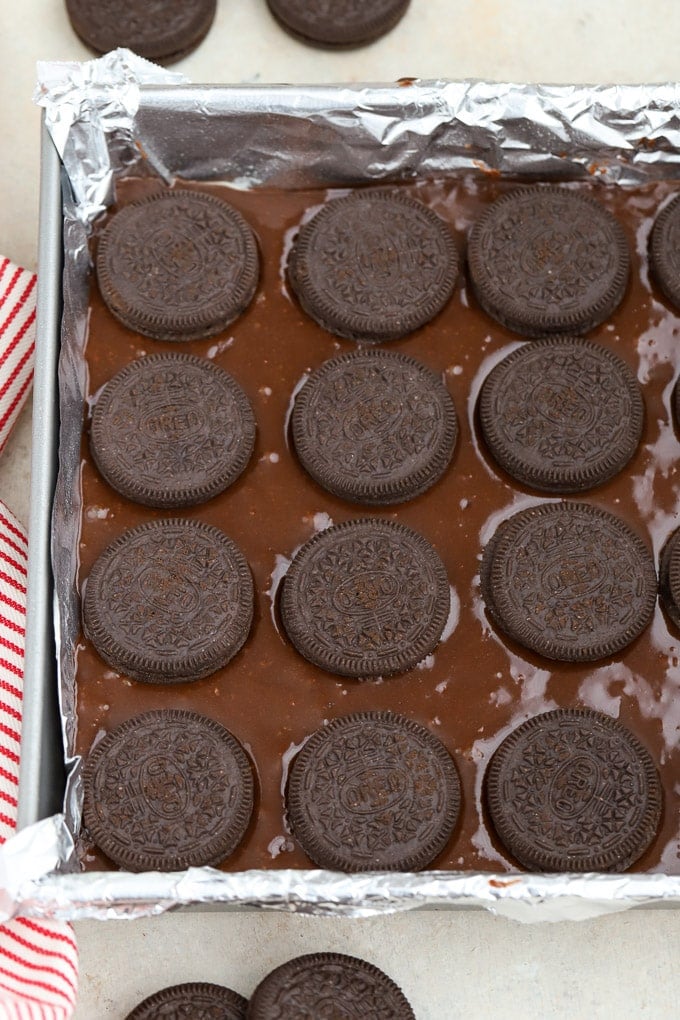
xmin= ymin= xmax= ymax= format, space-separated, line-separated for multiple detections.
xmin=673 ymin=375 xmax=680 ymax=436
xmin=280 ymin=519 xmax=450 ymax=677
xmin=96 ymin=190 xmax=259 ymax=341
xmin=288 ymin=190 xmax=458 ymax=342
xmin=90 ymin=354 xmax=256 ymax=508
xmin=478 ymin=337 xmax=644 ymax=493
xmin=468 ymin=187 xmax=630 ymax=336
xmin=83 ymin=710 xmax=254 ymax=872
xmin=480 ymin=502 xmax=656 ymax=662
xmin=485 ymin=709 xmax=662 ymax=872
xmin=83 ymin=520 xmax=253 ymax=683
xmin=659 ymin=527 xmax=680 ymax=631
xmin=287 ymin=712 xmax=461 ymax=871
xmin=65 ymin=0 xmax=216 ymax=63
xmin=266 ymin=0 xmax=410 ymax=48
xmin=126 ymin=982 xmax=248 ymax=1019
xmin=649 ymin=195 xmax=680 ymax=310
xmin=292 ymin=350 xmax=458 ymax=505
xmin=249 ymin=954 xmax=415 ymax=1020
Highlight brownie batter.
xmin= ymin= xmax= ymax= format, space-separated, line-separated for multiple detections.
xmin=72 ymin=174 xmax=680 ymax=875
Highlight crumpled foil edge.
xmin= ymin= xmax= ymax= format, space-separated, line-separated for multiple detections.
xmin=4 ymin=817 xmax=680 ymax=923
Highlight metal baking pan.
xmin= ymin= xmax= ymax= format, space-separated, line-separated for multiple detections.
xmin=18 ymin=123 xmax=64 ymax=831
xmin=14 ymin=70 xmax=680 ymax=920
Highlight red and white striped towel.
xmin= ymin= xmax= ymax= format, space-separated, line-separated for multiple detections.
xmin=0 ymin=261 xmax=37 ymax=456
xmin=0 ymin=262 xmax=78 ymax=1019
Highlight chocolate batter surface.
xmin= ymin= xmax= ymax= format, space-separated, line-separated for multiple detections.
xmin=73 ymin=175 xmax=680 ymax=875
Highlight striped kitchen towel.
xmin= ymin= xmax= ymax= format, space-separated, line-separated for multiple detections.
xmin=0 ymin=262 xmax=78 ymax=1018
xmin=0 ymin=261 xmax=37 ymax=455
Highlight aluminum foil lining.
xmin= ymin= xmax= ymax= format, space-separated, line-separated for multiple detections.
xmin=4 ymin=821 xmax=680 ymax=924
xmin=35 ymin=55 xmax=680 ymax=227
xmin=10 ymin=49 xmax=680 ymax=922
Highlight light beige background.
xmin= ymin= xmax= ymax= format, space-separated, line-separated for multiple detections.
xmin=3 ymin=1 xmax=680 ymax=1016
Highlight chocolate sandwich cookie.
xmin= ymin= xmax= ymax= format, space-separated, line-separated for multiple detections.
xmin=65 ymin=0 xmax=216 ymax=64
xmin=83 ymin=710 xmax=254 ymax=872
xmin=658 ymin=527 xmax=680 ymax=631
xmin=248 ymin=954 xmax=415 ymax=1020
xmin=468 ymin=187 xmax=630 ymax=336
xmin=292 ymin=349 xmax=458 ymax=505
xmin=649 ymin=195 xmax=680 ymax=310
xmin=478 ymin=337 xmax=644 ymax=493
xmin=83 ymin=520 xmax=253 ymax=683
xmin=266 ymin=0 xmax=410 ymax=48
xmin=480 ymin=502 xmax=656 ymax=662
xmin=126 ymin=982 xmax=248 ymax=1020
xmin=485 ymin=708 xmax=662 ymax=872
xmin=90 ymin=354 xmax=256 ymax=508
xmin=288 ymin=190 xmax=458 ymax=342
xmin=96 ymin=190 xmax=259 ymax=341
xmin=280 ymin=519 xmax=450 ymax=677
xmin=673 ymin=375 xmax=680 ymax=436
xmin=287 ymin=712 xmax=461 ymax=871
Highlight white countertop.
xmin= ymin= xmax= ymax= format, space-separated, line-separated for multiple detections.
xmin=4 ymin=2 xmax=680 ymax=1016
